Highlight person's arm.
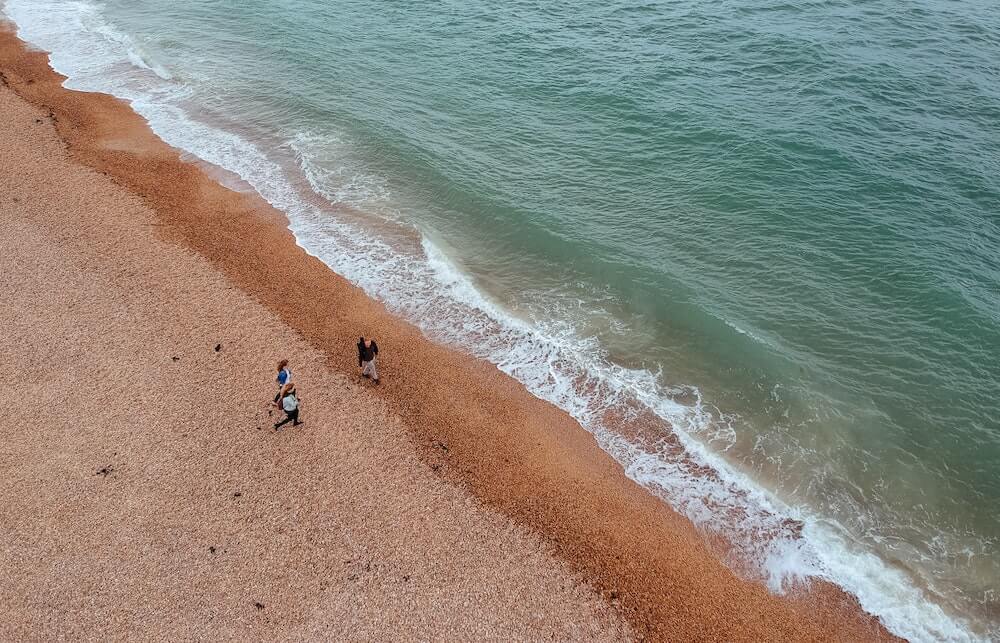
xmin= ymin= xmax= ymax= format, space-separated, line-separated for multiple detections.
xmin=358 ymin=342 xmax=364 ymax=366
xmin=372 ymin=340 xmax=379 ymax=357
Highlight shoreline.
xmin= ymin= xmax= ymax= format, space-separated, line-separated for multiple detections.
xmin=0 ymin=23 xmax=898 ymax=641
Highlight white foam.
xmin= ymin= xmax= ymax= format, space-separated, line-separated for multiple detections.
xmin=2 ymin=1 xmax=985 ymax=639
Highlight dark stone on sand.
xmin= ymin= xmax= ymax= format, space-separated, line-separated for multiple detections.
xmin=214 ymin=343 xmax=221 ymax=352
xmin=95 ymin=466 xmax=113 ymax=477
xmin=171 ymin=356 xmax=179 ymax=361
xmin=232 ymin=491 xmax=242 ymax=498
xmin=253 ymin=602 xmax=264 ymax=610
xmin=209 ymin=546 xmax=216 ymax=554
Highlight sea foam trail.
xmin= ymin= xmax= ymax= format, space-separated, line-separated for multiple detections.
xmin=1 ymin=1 xmax=980 ymax=640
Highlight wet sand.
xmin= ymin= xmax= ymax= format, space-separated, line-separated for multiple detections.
xmin=0 ymin=26 xmax=898 ymax=641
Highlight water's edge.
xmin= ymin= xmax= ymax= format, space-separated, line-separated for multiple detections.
xmin=1 ymin=3 xmax=983 ymax=640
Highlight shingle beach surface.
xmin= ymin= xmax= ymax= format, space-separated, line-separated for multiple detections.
xmin=0 ymin=83 xmax=628 ymax=641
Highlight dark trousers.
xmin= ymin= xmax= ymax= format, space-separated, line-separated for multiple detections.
xmin=275 ymin=408 xmax=299 ymax=428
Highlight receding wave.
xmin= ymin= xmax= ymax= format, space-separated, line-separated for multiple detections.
xmin=2 ymin=1 xmax=982 ymax=640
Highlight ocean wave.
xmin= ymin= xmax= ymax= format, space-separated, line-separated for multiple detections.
xmin=1 ymin=1 xmax=982 ymax=639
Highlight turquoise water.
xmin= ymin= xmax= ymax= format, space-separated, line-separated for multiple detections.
xmin=6 ymin=0 xmax=998 ymax=639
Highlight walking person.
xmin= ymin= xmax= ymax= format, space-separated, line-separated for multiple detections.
xmin=273 ymin=359 xmax=293 ymax=406
xmin=274 ymin=383 xmax=302 ymax=429
xmin=357 ymin=336 xmax=379 ymax=383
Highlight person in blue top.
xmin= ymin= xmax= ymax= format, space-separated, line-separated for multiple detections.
xmin=273 ymin=359 xmax=293 ymax=405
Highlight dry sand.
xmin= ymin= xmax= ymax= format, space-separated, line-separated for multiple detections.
xmin=0 ymin=26 xmax=899 ymax=641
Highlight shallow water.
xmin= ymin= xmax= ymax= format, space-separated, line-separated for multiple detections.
xmin=5 ymin=0 xmax=998 ymax=639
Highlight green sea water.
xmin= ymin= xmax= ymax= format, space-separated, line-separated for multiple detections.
xmin=6 ymin=0 xmax=998 ymax=638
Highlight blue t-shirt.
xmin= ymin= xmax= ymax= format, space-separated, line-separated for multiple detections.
xmin=277 ymin=368 xmax=291 ymax=386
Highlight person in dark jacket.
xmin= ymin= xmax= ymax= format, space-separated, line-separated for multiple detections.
xmin=357 ymin=336 xmax=379 ymax=383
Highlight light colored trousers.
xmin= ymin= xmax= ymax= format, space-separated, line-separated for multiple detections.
xmin=362 ymin=359 xmax=378 ymax=380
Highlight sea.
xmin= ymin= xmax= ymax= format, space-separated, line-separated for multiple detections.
xmin=3 ymin=0 xmax=998 ymax=639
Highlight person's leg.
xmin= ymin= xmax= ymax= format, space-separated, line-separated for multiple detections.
xmin=362 ymin=359 xmax=378 ymax=381
xmin=274 ymin=412 xmax=293 ymax=429
xmin=291 ymin=408 xmax=301 ymax=425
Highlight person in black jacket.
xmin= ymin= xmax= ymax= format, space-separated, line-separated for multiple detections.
xmin=357 ymin=336 xmax=379 ymax=383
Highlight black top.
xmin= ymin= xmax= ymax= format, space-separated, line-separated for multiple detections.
xmin=357 ymin=338 xmax=379 ymax=365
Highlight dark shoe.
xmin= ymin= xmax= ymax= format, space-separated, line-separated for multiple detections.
xmin=273 ymin=423 xmax=281 ymax=430
xmin=373 ymin=378 xmax=380 ymax=385
xmin=293 ymin=421 xmax=303 ymax=426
